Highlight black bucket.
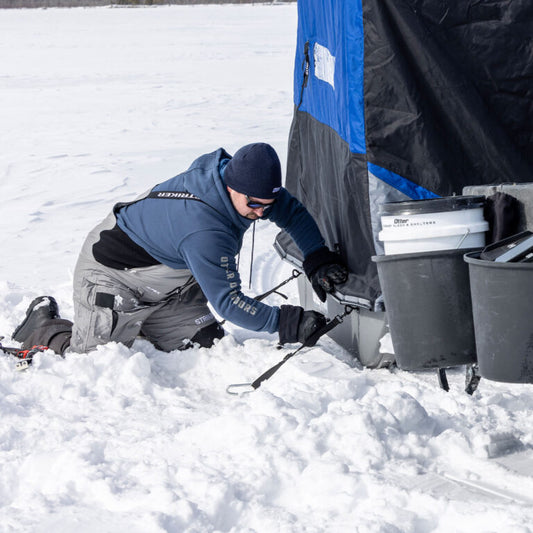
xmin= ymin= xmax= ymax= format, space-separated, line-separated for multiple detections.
xmin=464 ymin=252 xmax=533 ymax=383
xmin=372 ymin=248 xmax=478 ymax=370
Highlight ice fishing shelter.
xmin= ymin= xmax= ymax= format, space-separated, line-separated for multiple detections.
xmin=276 ymin=0 xmax=533 ymax=366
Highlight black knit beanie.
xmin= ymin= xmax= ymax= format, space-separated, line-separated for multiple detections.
xmin=224 ymin=143 xmax=282 ymax=199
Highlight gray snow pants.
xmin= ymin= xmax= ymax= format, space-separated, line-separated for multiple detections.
xmin=70 ymin=212 xmax=220 ymax=353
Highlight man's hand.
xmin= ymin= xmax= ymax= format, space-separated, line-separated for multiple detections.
xmin=278 ymin=305 xmax=327 ymax=346
xmin=303 ymin=247 xmax=348 ymax=302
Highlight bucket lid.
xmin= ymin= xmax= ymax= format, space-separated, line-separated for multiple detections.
xmin=379 ymin=195 xmax=485 ymax=216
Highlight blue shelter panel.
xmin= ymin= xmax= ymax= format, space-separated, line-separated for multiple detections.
xmin=294 ymin=0 xmax=365 ymax=154
xmin=367 ymin=163 xmax=439 ymax=200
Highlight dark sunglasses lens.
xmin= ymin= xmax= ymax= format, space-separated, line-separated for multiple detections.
xmin=246 ymin=197 xmax=275 ymax=210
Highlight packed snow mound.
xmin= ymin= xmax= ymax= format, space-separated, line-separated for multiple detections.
xmin=0 ymin=5 xmax=532 ymax=532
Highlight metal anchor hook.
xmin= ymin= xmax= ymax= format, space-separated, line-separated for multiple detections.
xmin=226 ymin=383 xmax=257 ymax=396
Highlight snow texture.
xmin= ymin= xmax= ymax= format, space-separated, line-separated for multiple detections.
xmin=0 ymin=5 xmax=532 ymax=533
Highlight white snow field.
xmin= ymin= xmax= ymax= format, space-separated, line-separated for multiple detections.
xmin=0 ymin=4 xmax=532 ymax=533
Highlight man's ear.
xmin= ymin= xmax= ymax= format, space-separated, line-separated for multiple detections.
xmin=226 ymin=186 xmax=238 ymax=207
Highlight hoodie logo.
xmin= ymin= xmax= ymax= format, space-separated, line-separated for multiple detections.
xmin=148 ymin=191 xmax=201 ymax=200
xmin=272 ymin=187 xmax=281 ymax=193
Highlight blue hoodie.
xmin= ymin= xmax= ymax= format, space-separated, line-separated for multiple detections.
xmin=116 ymin=148 xmax=325 ymax=333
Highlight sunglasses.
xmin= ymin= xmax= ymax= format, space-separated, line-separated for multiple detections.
xmin=245 ymin=195 xmax=276 ymax=211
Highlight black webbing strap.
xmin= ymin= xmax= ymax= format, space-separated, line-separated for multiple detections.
xmin=248 ymin=313 xmax=345 ymax=390
xmin=226 ymin=306 xmax=354 ymax=395
xmin=253 ymin=269 xmax=302 ymax=302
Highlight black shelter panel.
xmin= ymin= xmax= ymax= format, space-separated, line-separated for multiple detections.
xmin=411 ymin=0 xmax=533 ymax=166
xmin=286 ymin=111 xmax=381 ymax=305
xmin=363 ymin=0 xmax=533 ymax=193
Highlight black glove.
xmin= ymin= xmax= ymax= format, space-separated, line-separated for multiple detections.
xmin=278 ymin=305 xmax=327 ymax=347
xmin=303 ymin=247 xmax=348 ymax=302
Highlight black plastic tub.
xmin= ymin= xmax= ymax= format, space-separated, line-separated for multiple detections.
xmin=464 ymin=252 xmax=533 ymax=383
xmin=372 ymin=248 xmax=478 ymax=370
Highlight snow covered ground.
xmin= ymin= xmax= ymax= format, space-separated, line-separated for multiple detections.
xmin=1 ymin=4 xmax=532 ymax=532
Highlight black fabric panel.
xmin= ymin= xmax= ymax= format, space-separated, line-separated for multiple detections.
xmin=93 ymin=223 xmax=161 ymax=270
xmin=363 ymin=0 xmax=533 ymax=193
xmin=286 ymin=111 xmax=381 ymax=304
xmin=411 ymin=0 xmax=533 ymax=166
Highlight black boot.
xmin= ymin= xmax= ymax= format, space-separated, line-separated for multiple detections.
xmin=22 ymin=319 xmax=72 ymax=354
xmin=12 ymin=296 xmax=60 ymax=344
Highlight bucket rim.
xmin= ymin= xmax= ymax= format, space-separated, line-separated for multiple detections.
xmin=372 ymin=247 xmax=482 ymax=262
xmin=379 ymin=195 xmax=485 ymax=216
xmin=464 ymin=250 xmax=533 ymax=269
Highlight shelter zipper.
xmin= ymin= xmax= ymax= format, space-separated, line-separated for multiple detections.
xmin=296 ymin=41 xmax=310 ymax=110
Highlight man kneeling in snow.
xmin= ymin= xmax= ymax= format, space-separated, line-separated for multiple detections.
xmin=12 ymin=143 xmax=347 ymax=355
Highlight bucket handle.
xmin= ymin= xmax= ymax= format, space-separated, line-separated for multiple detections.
xmin=455 ymin=228 xmax=471 ymax=249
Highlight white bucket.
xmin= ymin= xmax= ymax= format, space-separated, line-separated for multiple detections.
xmin=378 ymin=196 xmax=489 ymax=255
